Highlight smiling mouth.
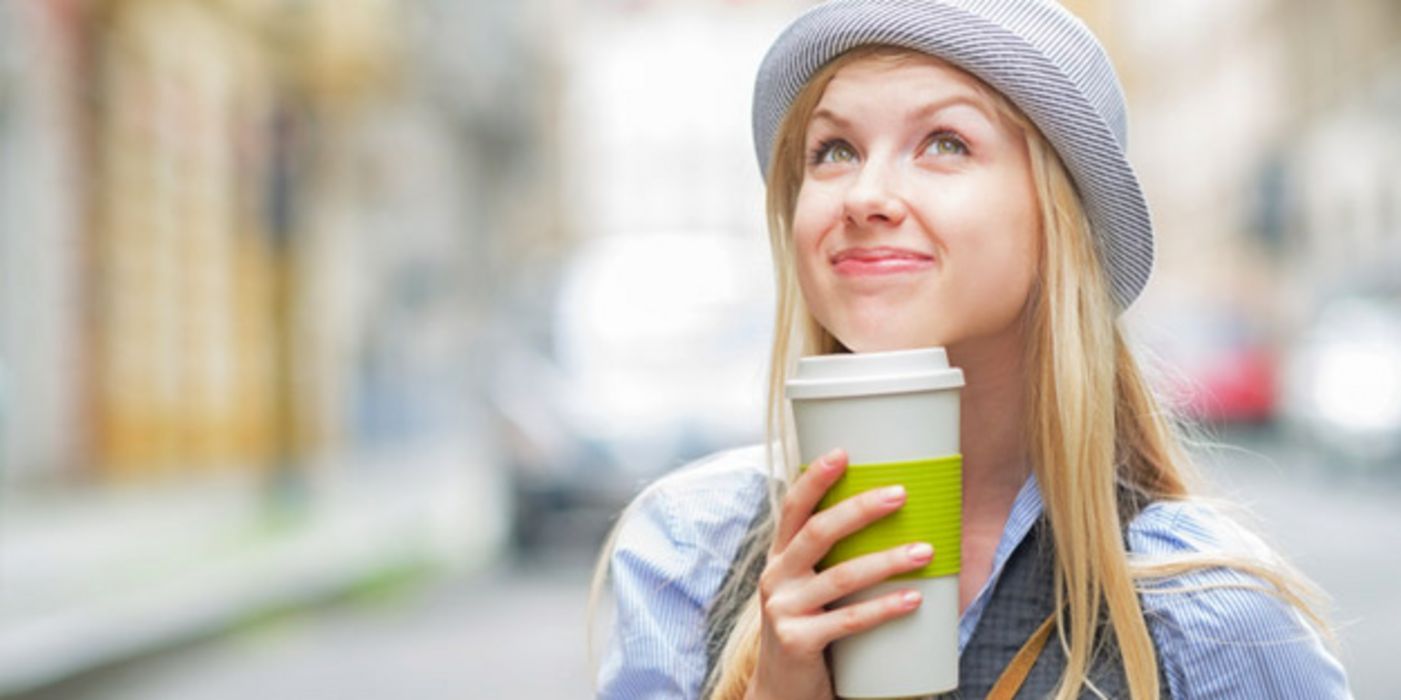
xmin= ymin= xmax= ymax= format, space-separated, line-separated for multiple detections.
xmin=830 ymin=247 xmax=934 ymax=277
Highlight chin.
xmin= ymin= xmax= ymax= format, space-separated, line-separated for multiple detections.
xmin=823 ymin=301 xmax=950 ymax=352
xmin=834 ymin=330 xmax=945 ymax=354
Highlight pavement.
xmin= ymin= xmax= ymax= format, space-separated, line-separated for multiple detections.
xmin=0 ymin=445 xmax=509 ymax=698
xmin=9 ymin=548 xmax=600 ymax=700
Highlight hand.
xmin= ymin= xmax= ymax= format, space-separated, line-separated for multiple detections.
xmin=745 ymin=448 xmax=934 ymax=700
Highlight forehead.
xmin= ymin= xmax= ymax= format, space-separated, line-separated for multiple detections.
xmin=814 ymin=53 xmax=1002 ymax=120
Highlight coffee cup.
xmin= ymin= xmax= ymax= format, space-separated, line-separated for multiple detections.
xmin=785 ymin=347 xmax=965 ymax=698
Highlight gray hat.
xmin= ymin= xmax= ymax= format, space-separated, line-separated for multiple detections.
xmin=752 ymin=0 xmax=1153 ymax=312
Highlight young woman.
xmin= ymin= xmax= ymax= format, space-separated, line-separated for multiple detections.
xmin=589 ymin=1 xmax=1352 ymax=698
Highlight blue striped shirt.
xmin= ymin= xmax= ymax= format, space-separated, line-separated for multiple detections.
xmin=596 ymin=444 xmax=1353 ymax=699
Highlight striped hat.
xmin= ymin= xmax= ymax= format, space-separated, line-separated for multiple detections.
xmin=752 ymin=0 xmax=1153 ymax=312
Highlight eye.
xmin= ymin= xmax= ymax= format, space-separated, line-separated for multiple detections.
xmin=811 ymin=138 xmax=858 ymax=166
xmin=923 ymin=130 xmax=969 ymax=157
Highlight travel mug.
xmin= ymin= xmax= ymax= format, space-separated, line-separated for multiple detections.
xmin=786 ymin=347 xmax=965 ymax=698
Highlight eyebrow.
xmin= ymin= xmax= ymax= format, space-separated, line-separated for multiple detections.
xmin=811 ymin=93 xmax=998 ymax=130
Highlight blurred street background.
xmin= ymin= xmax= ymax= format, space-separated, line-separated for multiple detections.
xmin=0 ymin=0 xmax=1398 ymax=698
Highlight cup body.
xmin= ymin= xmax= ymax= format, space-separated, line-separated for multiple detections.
xmin=786 ymin=348 xmax=964 ymax=699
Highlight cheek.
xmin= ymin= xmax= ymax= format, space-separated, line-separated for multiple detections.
xmin=936 ymin=192 xmax=1038 ymax=303
xmin=791 ymin=184 xmax=837 ymax=247
xmin=791 ymin=185 xmax=840 ymax=284
xmin=967 ymin=203 xmax=1039 ymax=305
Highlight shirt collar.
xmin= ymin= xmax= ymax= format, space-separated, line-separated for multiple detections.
xmin=956 ymin=469 xmax=1046 ymax=651
xmin=996 ymin=469 xmax=1046 ymax=566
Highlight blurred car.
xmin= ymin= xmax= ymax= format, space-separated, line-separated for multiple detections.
xmin=486 ymin=230 xmax=773 ymax=550
xmin=1279 ymin=284 xmax=1401 ymax=468
xmin=1138 ymin=305 xmax=1280 ymax=425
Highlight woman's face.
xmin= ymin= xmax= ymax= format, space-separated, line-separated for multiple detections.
xmin=792 ymin=54 xmax=1040 ymax=353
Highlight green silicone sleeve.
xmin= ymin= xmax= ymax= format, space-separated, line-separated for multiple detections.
xmin=807 ymin=455 xmax=961 ymax=580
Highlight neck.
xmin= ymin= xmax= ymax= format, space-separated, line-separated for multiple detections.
xmin=947 ymin=326 xmax=1031 ymax=520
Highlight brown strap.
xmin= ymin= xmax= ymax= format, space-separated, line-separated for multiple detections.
xmin=986 ymin=610 xmax=1058 ymax=700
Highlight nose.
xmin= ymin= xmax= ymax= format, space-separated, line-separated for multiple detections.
xmin=843 ymin=159 xmax=907 ymax=228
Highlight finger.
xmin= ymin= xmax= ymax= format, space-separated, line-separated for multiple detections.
xmin=782 ymin=542 xmax=933 ymax=615
xmin=781 ymin=483 xmax=906 ymax=573
xmin=772 ymin=448 xmax=848 ymax=554
xmin=803 ymin=587 xmax=924 ymax=650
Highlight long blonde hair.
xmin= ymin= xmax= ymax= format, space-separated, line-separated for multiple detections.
xmin=588 ymin=44 xmax=1333 ymax=700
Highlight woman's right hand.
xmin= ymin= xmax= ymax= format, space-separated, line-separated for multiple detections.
xmin=745 ymin=448 xmax=934 ymax=700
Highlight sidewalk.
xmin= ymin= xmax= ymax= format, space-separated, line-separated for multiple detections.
xmin=0 ymin=447 xmax=507 ymax=697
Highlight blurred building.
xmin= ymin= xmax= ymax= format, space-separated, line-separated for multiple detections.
xmin=88 ymin=0 xmax=283 ymax=476
xmin=0 ymin=0 xmax=86 ymax=485
xmin=1 ymin=0 xmax=571 ymax=475
xmin=1118 ymin=0 xmax=1401 ymax=323
xmin=1275 ymin=1 xmax=1401 ymax=308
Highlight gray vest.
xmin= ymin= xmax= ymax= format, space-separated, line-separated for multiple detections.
xmin=701 ymin=498 xmax=1170 ymax=699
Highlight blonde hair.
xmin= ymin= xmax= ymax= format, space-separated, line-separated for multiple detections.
xmin=587 ymin=44 xmax=1333 ymax=700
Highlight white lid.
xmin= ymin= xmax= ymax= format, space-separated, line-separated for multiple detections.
xmin=784 ymin=347 xmax=965 ymax=400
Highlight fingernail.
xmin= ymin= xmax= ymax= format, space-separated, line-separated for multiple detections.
xmin=881 ymin=485 xmax=906 ymax=503
xmin=907 ymin=542 xmax=933 ymax=562
xmin=901 ymin=590 xmax=923 ymax=609
xmin=822 ymin=449 xmax=845 ymax=471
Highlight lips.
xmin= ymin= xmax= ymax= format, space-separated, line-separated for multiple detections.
xmin=830 ymin=246 xmax=934 ymax=277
